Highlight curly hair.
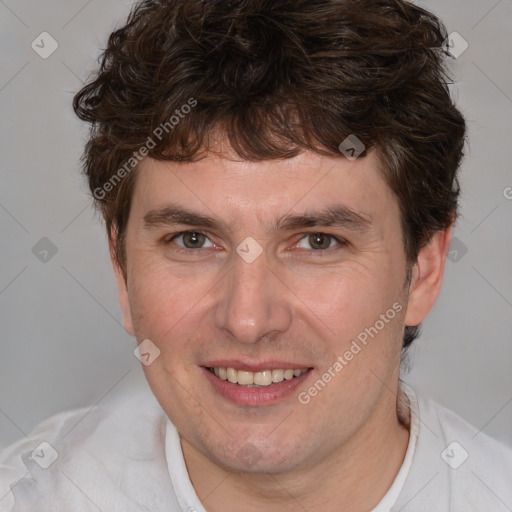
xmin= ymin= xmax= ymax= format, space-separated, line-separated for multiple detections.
xmin=73 ymin=0 xmax=466 ymax=352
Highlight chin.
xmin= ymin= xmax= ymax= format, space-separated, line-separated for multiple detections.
xmin=204 ymin=433 xmax=310 ymax=475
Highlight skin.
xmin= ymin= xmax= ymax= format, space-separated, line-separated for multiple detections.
xmin=111 ymin=147 xmax=452 ymax=511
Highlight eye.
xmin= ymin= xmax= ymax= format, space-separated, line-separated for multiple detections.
xmin=166 ymin=230 xmax=215 ymax=249
xmin=296 ymin=232 xmax=344 ymax=250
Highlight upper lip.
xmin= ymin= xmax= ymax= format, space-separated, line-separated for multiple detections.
xmin=202 ymin=360 xmax=312 ymax=372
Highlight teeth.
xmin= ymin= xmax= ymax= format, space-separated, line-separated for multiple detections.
xmin=254 ymin=370 xmax=272 ymax=386
xmin=237 ymin=370 xmax=254 ymax=385
xmin=272 ymin=369 xmax=284 ymax=382
xmin=227 ymin=367 xmax=237 ymax=384
xmin=210 ymin=367 xmax=308 ymax=386
xmin=283 ymin=369 xmax=294 ymax=380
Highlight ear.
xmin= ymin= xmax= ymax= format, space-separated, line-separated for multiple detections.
xmin=109 ymin=230 xmax=135 ymax=336
xmin=404 ymin=225 xmax=453 ymax=327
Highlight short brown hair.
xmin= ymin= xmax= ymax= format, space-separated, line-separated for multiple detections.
xmin=73 ymin=0 xmax=466 ymax=352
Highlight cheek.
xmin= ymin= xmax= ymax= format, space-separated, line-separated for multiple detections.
xmin=290 ymin=261 xmax=400 ymax=340
xmin=127 ymin=256 xmax=202 ymax=339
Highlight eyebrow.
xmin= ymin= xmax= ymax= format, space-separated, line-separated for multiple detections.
xmin=142 ymin=203 xmax=372 ymax=234
xmin=143 ymin=204 xmax=232 ymax=232
xmin=274 ymin=205 xmax=371 ymax=233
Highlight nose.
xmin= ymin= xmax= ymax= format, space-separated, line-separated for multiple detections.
xmin=214 ymin=249 xmax=293 ymax=345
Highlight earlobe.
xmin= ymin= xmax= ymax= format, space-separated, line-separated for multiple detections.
xmin=404 ymin=225 xmax=453 ymax=327
xmin=109 ymin=232 xmax=135 ymax=336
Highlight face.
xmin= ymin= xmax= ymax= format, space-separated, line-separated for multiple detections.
xmin=113 ymin=148 xmax=436 ymax=474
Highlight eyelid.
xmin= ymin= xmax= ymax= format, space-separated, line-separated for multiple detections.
xmin=294 ymin=232 xmax=347 ymax=250
xmin=163 ymin=230 xmax=347 ymax=251
xmin=164 ymin=230 xmax=214 ymax=248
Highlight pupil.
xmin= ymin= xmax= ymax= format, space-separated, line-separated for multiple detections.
xmin=310 ymin=233 xmax=329 ymax=250
xmin=184 ymin=232 xmax=204 ymax=248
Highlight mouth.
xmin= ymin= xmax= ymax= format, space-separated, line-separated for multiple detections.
xmin=201 ymin=363 xmax=313 ymax=405
xmin=206 ymin=366 xmax=309 ymax=386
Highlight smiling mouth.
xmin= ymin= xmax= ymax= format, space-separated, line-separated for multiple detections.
xmin=206 ymin=367 xmax=310 ymax=387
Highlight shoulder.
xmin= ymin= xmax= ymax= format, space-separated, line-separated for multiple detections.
xmin=419 ymin=392 xmax=512 ymax=470
xmin=0 ymin=372 xmax=177 ymax=512
xmin=396 ymin=384 xmax=512 ymax=511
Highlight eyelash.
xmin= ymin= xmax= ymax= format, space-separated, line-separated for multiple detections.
xmin=163 ymin=230 xmax=347 ymax=254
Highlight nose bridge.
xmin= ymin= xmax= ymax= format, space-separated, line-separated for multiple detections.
xmin=215 ymin=250 xmax=292 ymax=344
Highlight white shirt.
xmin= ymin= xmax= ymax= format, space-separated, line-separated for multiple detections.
xmin=1 ymin=373 xmax=511 ymax=511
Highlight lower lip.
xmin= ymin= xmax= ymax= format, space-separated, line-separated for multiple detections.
xmin=201 ymin=367 xmax=312 ymax=406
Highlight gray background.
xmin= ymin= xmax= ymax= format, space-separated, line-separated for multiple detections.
xmin=1 ymin=0 xmax=511 ymax=451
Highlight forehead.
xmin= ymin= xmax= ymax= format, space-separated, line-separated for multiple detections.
xmin=129 ymin=149 xmax=398 ymax=230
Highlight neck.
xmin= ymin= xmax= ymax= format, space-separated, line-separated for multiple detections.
xmin=181 ymin=384 xmax=411 ymax=512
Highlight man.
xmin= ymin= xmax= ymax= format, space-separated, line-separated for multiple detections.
xmin=1 ymin=0 xmax=511 ymax=510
